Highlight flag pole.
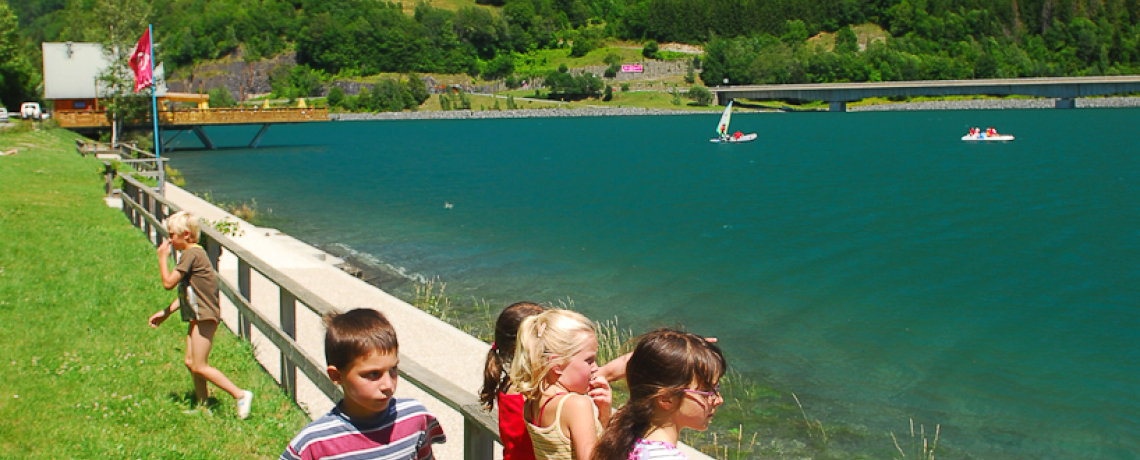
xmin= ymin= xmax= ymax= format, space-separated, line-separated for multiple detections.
xmin=148 ymin=23 xmax=163 ymax=194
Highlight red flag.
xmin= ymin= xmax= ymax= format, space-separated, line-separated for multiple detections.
xmin=128 ymin=29 xmax=153 ymax=93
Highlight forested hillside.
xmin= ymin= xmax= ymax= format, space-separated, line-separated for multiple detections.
xmin=4 ymin=0 xmax=1140 ymax=105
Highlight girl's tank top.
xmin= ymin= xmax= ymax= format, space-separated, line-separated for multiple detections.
xmin=526 ymin=395 xmax=603 ymax=460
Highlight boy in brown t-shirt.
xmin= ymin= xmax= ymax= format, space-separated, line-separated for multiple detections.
xmin=148 ymin=211 xmax=254 ymax=419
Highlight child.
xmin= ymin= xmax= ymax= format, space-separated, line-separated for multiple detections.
xmin=510 ymin=309 xmax=612 ymax=460
xmin=281 ymin=308 xmax=446 ymax=460
xmin=480 ymin=301 xmax=547 ymax=460
xmin=481 ymin=303 xmax=633 ymax=460
xmin=148 ymin=211 xmax=253 ymax=419
xmin=590 ymin=329 xmax=726 ymax=460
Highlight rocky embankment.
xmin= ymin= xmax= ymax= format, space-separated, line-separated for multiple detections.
xmin=331 ymin=107 xmax=709 ymax=121
xmin=327 ymin=96 xmax=1140 ymax=121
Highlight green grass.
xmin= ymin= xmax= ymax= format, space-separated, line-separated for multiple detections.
xmin=0 ymin=125 xmax=309 ymax=459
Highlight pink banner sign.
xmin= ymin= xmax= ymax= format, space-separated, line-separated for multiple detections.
xmin=621 ymin=64 xmax=644 ymax=73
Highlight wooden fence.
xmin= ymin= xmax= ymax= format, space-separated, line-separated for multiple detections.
xmin=117 ymin=173 xmax=498 ymax=460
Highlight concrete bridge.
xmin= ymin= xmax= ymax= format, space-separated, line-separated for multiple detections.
xmin=713 ymin=76 xmax=1140 ymax=111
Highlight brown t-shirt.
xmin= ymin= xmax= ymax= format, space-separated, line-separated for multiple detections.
xmin=176 ymin=245 xmax=221 ymax=322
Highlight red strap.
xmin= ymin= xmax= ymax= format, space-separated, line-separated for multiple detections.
xmin=529 ymin=392 xmax=568 ymax=425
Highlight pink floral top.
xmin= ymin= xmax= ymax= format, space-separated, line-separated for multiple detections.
xmin=629 ymin=439 xmax=688 ymax=460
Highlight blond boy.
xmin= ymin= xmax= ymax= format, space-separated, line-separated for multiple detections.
xmin=148 ymin=211 xmax=253 ymax=419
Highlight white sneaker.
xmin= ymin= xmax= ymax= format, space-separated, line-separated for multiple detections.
xmin=236 ymin=390 xmax=253 ymax=420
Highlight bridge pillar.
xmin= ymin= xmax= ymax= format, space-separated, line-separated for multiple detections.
xmin=1055 ymin=98 xmax=1076 ymax=109
xmin=249 ymin=124 xmax=272 ymax=148
xmin=829 ymin=101 xmax=848 ymax=112
xmin=191 ymin=126 xmax=216 ymax=150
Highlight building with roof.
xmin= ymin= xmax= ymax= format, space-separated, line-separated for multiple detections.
xmin=42 ymin=41 xmax=170 ymax=113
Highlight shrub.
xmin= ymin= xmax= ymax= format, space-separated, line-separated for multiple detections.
xmin=642 ymin=40 xmax=660 ymax=59
xmin=687 ymin=85 xmax=713 ymax=106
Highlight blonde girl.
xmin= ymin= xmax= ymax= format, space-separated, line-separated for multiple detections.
xmin=590 ymin=329 xmax=726 ymax=460
xmin=510 ymin=309 xmax=613 ymax=460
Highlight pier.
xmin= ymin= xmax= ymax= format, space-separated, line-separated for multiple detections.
xmin=714 ymin=75 xmax=1140 ymax=111
xmin=54 ymin=106 xmax=329 ymax=150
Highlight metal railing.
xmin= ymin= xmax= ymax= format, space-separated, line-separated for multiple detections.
xmin=80 ymin=139 xmax=168 ymax=194
xmin=117 ymin=173 xmax=498 ymax=460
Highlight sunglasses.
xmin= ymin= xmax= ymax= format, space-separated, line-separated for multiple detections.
xmin=682 ymin=384 xmax=721 ymax=399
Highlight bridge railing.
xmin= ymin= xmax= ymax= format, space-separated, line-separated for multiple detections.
xmin=116 ymin=173 xmax=499 ymax=460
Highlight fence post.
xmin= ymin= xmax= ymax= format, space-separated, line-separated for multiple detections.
xmin=154 ymin=202 xmax=166 ymax=244
xmin=203 ymin=234 xmax=221 ymax=270
xmin=121 ymin=180 xmax=133 ymax=224
xmin=464 ymin=418 xmax=495 ymax=460
xmin=144 ymin=193 xmax=154 ymax=244
xmin=280 ymin=288 xmax=297 ymax=400
xmin=238 ymin=260 xmax=252 ymax=341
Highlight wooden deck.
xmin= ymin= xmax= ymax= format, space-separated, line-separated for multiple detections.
xmin=55 ymin=107 xmax=329 ymax=128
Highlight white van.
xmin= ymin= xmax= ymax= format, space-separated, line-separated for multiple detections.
xmin=0 ymin=107 xmax=8 ymax=122
xmin=20 ymin=102 xmax=41 ymax=120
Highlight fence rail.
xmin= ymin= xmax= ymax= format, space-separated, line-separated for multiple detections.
xmin=117 ymin=173 xmax=498 ymax=460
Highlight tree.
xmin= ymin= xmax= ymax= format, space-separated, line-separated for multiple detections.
xmin=208 ymin=86 xmax=236 ymax=107
xmin=404 ymin=74 xmax=431 ymax=107
xmin=484 ymin=54 xmax=515 ymax=80
xmin=86 ymin=0 xmax=153 ymax=143
xmin=642 ymin=40 xmax=660 ymax=59
xmin=326 ymin=86 xmax=346 ymax=107
xmin=0 ymin=3 xmax=38 ymax=109
xmin=836 ymin=26 xmax=859 ymax=54
xmin=603 ymin=84 xmax=613 ymax=101
xmin=687 ymin=85 xmax=713 ymax=105
xmin=670 ymin=85 xmax=681 ymax=105
xmin=439 ymin=93 xmax=451 ymax=110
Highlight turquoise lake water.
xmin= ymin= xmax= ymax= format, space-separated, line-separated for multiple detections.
xmin=167 ymin=108 xmax=1139 ymax=460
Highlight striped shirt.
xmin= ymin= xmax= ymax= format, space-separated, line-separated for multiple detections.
xmin=629 ymin=439 xmax=688 ymax=460
xmin=281 ymin=398 xmax=446 ymax=460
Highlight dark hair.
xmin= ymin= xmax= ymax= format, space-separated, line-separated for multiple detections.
xmin=479 ymin=301 xmax=546 ymax=409
xmin=325 ymin=308 xmax=398 ymax=371
xmin=591 ymin=329 xmax=726 ymax=460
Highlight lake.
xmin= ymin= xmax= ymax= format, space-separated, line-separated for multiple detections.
xmin=167 ymin=107 xmax=1139 ymax=460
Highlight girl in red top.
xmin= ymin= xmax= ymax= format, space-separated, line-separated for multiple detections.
xmin=480 ymin=303 xmax=631 ymax=460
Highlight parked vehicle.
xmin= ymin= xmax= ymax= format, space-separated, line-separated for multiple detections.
xmin=20 ymin=102 xmax=41 ymax=120
xmin=0 ymin=108 xmax=8 ymax=122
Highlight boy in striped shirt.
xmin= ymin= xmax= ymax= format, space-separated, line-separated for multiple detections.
xmin=281 ymin=309 xmax=446 ymax=460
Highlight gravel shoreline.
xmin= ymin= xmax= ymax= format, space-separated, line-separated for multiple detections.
xmin=330 ymin=96 xmax=1140 ymax=121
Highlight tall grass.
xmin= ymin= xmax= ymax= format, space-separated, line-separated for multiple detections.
xmin=0 ymin=127 xmax=309 ymax=458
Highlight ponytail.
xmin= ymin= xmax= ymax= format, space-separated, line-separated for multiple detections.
xmin=509 ymin=309 xmax=596 ymax=401
xmin=592 ymin=389 xmax=676 ymax=460
xmin=479 ymin=302 xmax=545 ymax=409
xmin=590 ymin=329 xmax=726 ymax=460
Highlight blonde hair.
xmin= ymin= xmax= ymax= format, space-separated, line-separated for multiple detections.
xmin=509 ymin=309 xmax=596 ymax=400
xmin=164 ymin=211 xmax=201 ymax=243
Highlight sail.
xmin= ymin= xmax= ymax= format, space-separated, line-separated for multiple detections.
xmin=716 ymin=101 xmax=733 ymax=137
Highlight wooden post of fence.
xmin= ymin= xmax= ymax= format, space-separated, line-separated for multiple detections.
xmin=465 ymin=417 xmax=495 ymax=460
xmin=279 ymin=288 xmax=297 ymax=400
xmin=144 ymin=193 xmax=154 ymax=244
xmin=238 ymin=260 xmax=252 ymax=340
xmin=122 ymin=181 xmax=133 ymax=223
xmin=154 ymin=202 xmax=166 ymax=243
xmin=204 ymin=235 xmax=221 ymax=270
